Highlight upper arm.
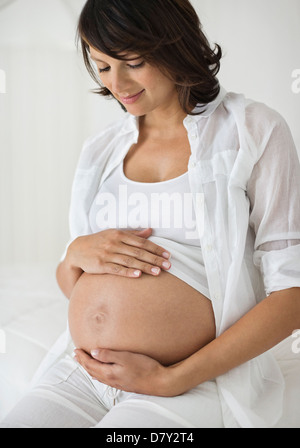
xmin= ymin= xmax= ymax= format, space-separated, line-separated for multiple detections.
xmin=246 ymin=106 xmax=300 ymax=295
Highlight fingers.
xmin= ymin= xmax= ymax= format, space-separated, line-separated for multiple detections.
xmin=112 ymin=243 xmax=171 ymax=276
xmin=101 ymin=262 xmax=142 ymax=278
xmin=124 ymin=229 xmax=171 ymax=260
xmin=74 ymin=348 xmax=117 ymax=365
xmin=90 ymin=348 xmax=128 ymax=364
xmin=100 ymin=229 xmax=172 ymax=277
xmin=129 ymin=228 xmax=153 ymax=238
xmin=68 ymin=228 xmax=172 ymax=278
xmin=121 ymin=229 xmax=171 ymax=262
xmin=73 ymin=349 xmax=116 ymax=385
xmin=101 ymin=257 xmax=169 ymax=278
xmin=74 ymin=348 xmax=166 ymax=395
xmin=74 ymin=348 xmax=129 ymax=389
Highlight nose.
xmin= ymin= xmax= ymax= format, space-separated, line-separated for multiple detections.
xmin=110 ymin=67 xmax=131 ymax=95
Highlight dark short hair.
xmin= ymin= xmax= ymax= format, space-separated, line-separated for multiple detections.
xmin=77 ymin=0 xmax=222 ymax=114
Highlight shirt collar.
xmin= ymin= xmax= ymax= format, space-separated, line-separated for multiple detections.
xmin=187 ymin=85 xmax=227 ymax=120
xmin=120 ymin=114 xmax=139 ymax=135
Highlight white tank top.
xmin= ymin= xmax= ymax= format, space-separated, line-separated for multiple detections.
xmin=89 ymin=160 xmax=210 ymax=299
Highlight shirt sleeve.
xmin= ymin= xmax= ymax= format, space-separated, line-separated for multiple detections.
xmin=247 ymin=106 xmax=300 ymax=295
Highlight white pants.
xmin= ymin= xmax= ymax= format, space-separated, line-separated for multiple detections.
xmin=0 ymin=355 xmax=229 ymax=428
xmin=2 ymin=347 xmax=299 ymax=428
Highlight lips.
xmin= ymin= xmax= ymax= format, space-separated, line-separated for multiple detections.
xmin=119 ymin=89 xmax=145 ymax=105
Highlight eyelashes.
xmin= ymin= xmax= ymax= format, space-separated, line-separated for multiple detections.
xmin=98 ymin=61 xmax=145 ymax=74
xmin=98 ymin=67 xmax=110 ymax=74
xmin=128 ymin=61 xmax=145 ymax=70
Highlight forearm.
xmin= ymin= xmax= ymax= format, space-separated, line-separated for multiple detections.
xmin=56 ymin=258 xmax=83 ymax=299
xmin=168 ymin=288 xmax=300 ymax=395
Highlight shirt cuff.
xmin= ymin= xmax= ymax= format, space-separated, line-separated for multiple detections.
xmin=254 ymin=244 xmax=300 ymax=296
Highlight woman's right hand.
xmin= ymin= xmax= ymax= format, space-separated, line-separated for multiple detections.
xmin=66 ymin=228 xmax=171 ymax=278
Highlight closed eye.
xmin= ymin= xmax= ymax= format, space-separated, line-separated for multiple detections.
xmin=127 ymin=61 xmax=145 ymax=69
xmin=98 ymin=61 xmax=145 ymax=74
xmin=98 ymin=66 xmax=110 ymax=74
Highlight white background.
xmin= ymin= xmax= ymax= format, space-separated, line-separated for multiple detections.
xmin=0 ymin=0 xmax=299 ymax=266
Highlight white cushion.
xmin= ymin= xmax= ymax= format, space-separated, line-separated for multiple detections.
xmin=0 ymin=264 xmax=68 ymax=420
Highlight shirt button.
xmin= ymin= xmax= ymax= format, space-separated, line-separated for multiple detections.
xmin=191 ymin=161 xmax=197 ymax=168
xmin=213 ymin=290 xmax=222 ymax=301
xmin=190 ymin=134 xmax=197 ymax=141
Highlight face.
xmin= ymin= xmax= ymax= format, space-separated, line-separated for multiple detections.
xmin=89 ymin=47 xmax=180 ymax=117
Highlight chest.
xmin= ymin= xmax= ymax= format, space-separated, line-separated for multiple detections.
xmin=123 ymin=132 xmax=191 ymax=183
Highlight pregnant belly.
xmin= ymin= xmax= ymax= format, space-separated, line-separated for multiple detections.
xmin=68 ymin=271 xmax=216 ymax=366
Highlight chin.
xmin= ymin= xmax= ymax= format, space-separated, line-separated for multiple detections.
xmin=124 ymin=106 xmax=147 ymax=117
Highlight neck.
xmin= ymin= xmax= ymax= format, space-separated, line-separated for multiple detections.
xmin=141 ymin=97 xmax=188 ymax=139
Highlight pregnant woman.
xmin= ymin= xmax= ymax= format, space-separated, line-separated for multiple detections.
xmin=2 ymin=0 xmax=300 ymax=428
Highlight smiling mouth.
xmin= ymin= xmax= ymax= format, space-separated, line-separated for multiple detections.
xmin=119 ymin=90 xmax=145 ymax=105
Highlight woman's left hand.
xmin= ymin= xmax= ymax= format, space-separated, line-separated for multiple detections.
xmin=73 ymin=348 xmax=178 ymax=397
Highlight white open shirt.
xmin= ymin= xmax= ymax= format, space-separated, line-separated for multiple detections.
xmin=37 ymin=88 xmax=300 ymax=428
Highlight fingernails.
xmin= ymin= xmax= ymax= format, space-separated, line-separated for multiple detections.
xmin=91 ymin=349 xmax=99 ymax=358
xmin=162 ymin=252 xmax=170 ymax=259
xmin=133 ymin=270 xmax=141 ymax=277
xmin=162 ymin=261 xmax=171 ymax=269
xmin=151 ymin=267 xmax=160 ymax=275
